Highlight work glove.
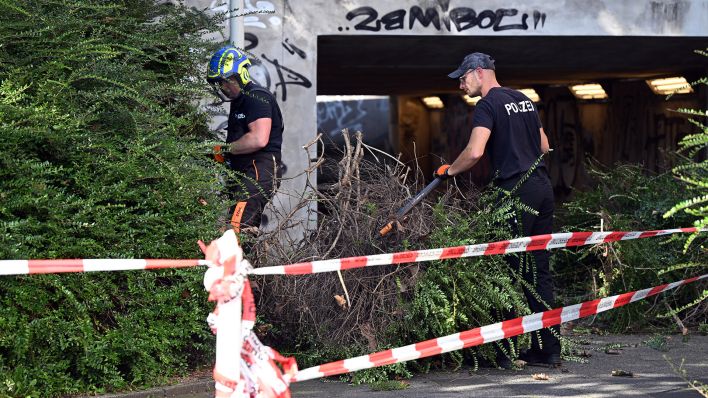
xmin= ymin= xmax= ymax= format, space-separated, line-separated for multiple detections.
xmin=212 ymin=145 xmax=225 ymax=163
xmin=433 ymin=164 xmax=452 ymax=180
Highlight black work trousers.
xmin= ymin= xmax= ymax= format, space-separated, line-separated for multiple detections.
xmin=496 ymin=168 xmax=560 ymax=356
xmin=225 ymin=152 xmax=282 ymax=233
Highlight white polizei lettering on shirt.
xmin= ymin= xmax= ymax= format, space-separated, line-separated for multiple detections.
xmin=504 ymin=100 xmax=535 ymax=115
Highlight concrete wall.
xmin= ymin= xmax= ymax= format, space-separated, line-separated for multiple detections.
xmin=297 ymin=0 xmax=708 ymax=37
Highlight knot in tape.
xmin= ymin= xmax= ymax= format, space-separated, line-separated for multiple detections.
xmin=207 ymin=267 xmax=250 ymax=303
xmin=201 ymin=229 xmax=253 ymax=302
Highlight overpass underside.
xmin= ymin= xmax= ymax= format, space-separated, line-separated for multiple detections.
xmin=318 ymin=35 xmax=707 ymax=95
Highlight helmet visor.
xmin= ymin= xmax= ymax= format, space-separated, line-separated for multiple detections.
xmin=208 ymin=80 xmax=233 ymax=102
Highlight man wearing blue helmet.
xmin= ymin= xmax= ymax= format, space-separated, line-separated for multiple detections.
xmin=207 ymin=45 xmax=284 ymax=234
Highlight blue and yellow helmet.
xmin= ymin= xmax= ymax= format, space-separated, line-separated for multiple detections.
xmin=207 ymin=46 xmax=252 ymax=100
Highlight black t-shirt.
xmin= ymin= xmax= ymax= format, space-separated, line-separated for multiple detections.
xmin=226 ymin=82 xmax=284 ymax=156
xmin=471 ymin=87 xmax=545 ymax=181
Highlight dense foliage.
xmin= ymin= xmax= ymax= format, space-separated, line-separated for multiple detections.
xmin=664 ymin=49 xmax=708 ymax=249
xmin=662 ymin=49 xmax=708 ymax=325
xmin=397 ymin=192 xmax=534 ymax=368
xmin=556 ymin=163 xmax=706 ymax=332
xmin=0 ymin=1 xmax=226 ymax=396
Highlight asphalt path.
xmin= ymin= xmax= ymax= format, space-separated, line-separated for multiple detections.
xmin=92 ymin=333 xmax=708 ymax=398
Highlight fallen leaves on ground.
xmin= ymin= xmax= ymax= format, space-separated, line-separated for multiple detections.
xmin=532 ymin=373 xmax=550 ymax=381
xmin=611 ymin=369 xmax=634 ymax=377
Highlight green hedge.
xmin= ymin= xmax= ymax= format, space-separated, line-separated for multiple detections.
xmin=556 ymin=163 xmax=707 ymax=332
xmin=0 ymin=1 xmax=226 ymax=396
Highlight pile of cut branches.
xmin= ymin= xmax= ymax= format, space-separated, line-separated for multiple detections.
xmin=247 ymin=131 xmax=529 ymax=377
xmin=253 ymin=130 xmax=437 ymax=345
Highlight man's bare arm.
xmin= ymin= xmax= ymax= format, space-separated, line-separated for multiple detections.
xmin=229 ymin=118 xmax=272 ymax=155
xmin=447 ymin=126 xmax=491 ymax=176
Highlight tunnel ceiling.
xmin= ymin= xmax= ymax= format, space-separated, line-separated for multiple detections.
xmin=317 ymin=35 xmax=708 ymax=96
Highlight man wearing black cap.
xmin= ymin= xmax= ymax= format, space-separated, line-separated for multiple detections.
xmin=433 ymin=53 xmax=559 ymax=369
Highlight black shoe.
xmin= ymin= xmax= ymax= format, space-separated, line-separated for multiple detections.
xmin=519 ymin=350 xmax=561 ymax=367
xmin=546 ymin=353 xmax=562 ymax=367
xmin=495 ymin=356 xmax=514 ymax=370
xmin=518 ymin=349 xmax=544 ymax=364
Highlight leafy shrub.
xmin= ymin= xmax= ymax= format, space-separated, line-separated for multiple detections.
xmin=660 ymin=49 xmax=708 ymax=328
xmin=396 ymin=193 xmax=532 ymax=368
xmin=557 ymin=51 xmax=707 ymax=332
xmin=664 ymin=49 xmax=708 ymax=249
xmin=0 ymin=1 xmax=225 ymax=396
xmin=557 ymin=163 xmax=706 ymax=332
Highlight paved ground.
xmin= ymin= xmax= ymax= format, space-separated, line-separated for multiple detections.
xmin=93 ymin=333 xmax=707 ymax=398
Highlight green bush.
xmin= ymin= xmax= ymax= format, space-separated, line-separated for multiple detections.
xmin=664 ymin=49 xmax=708 ymax=249
xmin=396 ymin=194 xmax=531 ymax=368
xmin=661 ymin=50 xmax=708 ymax=327
xmin=557 ymin=163 xmax=707 ymax=332
xmin=0 ymin=1 xmax=226 ymax=396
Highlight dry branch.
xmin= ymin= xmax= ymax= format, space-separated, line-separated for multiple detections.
xmin=248 ymin=130 xmax=469 ymax=349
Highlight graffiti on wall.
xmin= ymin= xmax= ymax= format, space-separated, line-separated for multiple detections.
xmin=208 ymin=0 xmax=282 ymax=28
xmin=611 ymin=90 xmax=690 ymax=171
xmin=339 ymin=2 xmax=546 ymax=32
xmin=317 ymin=98 xmax=390 ymax=154
xmin=542 ymin=98 xmax=589 ymax=196
xmin=318 ymin=100 xmax=370 ymax=138
xmin=539 ymin=82 xmax=697 ymax=199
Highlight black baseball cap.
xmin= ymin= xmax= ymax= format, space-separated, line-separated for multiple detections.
xmin=448 ymin=52 xmax=495 ymax=79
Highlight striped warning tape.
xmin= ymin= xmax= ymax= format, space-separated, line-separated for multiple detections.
xmin=0 ymin=259 xmax=210 ymax=275
xmin=291 ymin=273 xmax=707 ymax=382
xmin=250 ymin=227 xmax=704 ymax=276
xmin=0 ymin=227 xmax=703 ymax=276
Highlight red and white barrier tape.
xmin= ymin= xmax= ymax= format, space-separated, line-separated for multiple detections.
xmin=291 ymin=273 xmax=707 ymax=382
xmin=250 ymin=227 xmax=704 ymax=276
xmin=4 ymin=228 xmax=704 ymax=396
xmin=1 ymin=228 xmax=703 ymax=277
xmin=0 ymin=259 xmax=209 ymax=275
xmin=201 ymin=230 xmax=296 ymax=398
